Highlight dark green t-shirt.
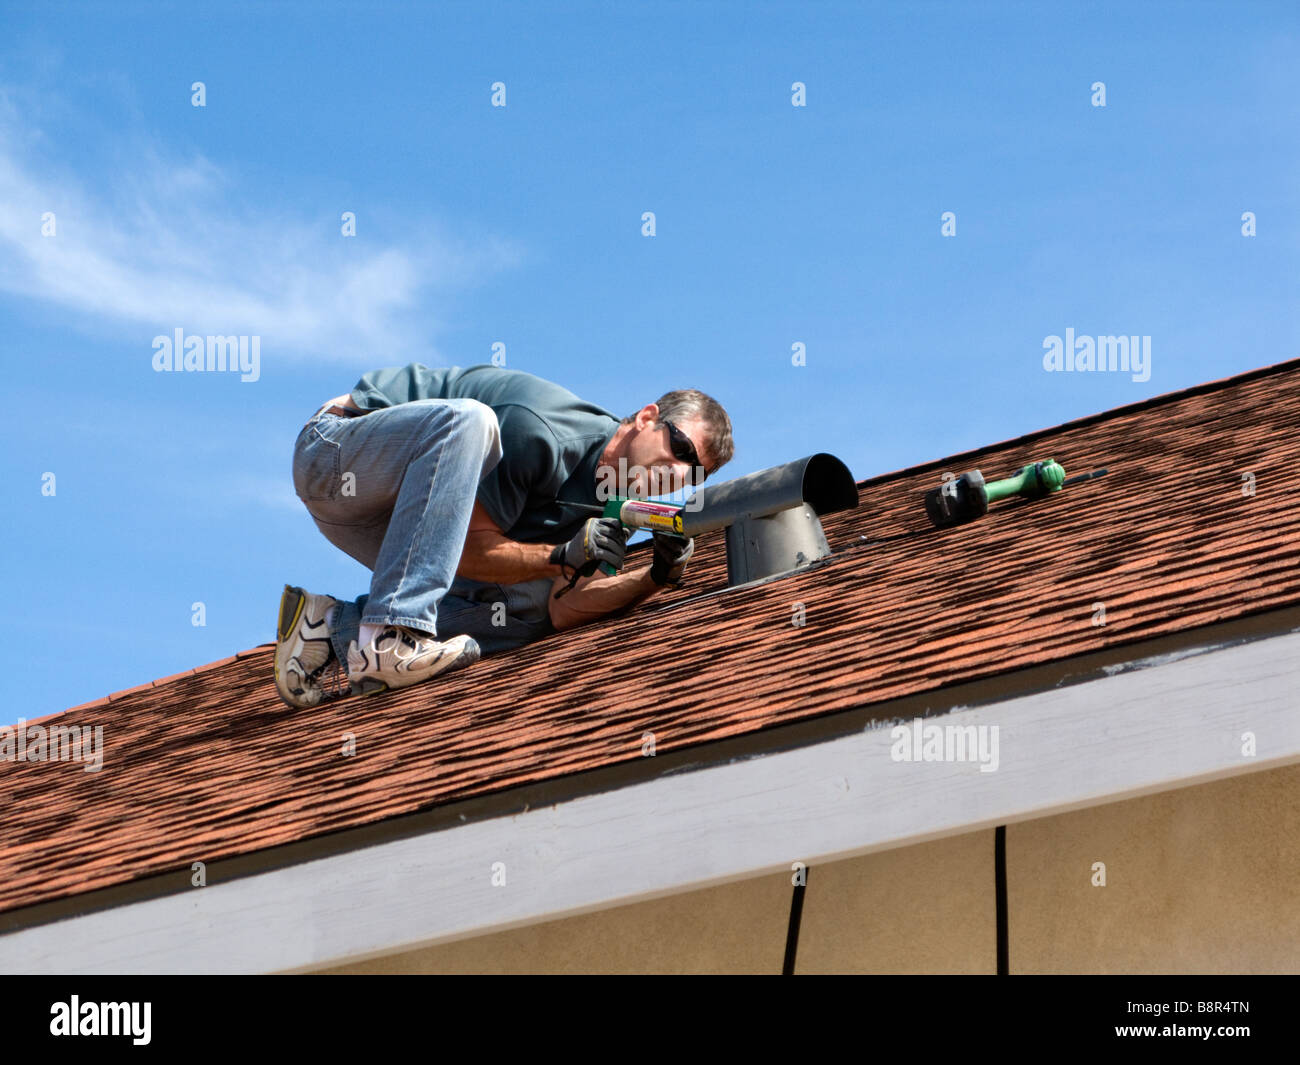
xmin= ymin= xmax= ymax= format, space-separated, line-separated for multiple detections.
xmin=349 ymin=363 xmax=620 ymax=544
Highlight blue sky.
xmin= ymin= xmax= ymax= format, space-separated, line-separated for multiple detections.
xmin=3 ymin=1 xmax=1297 ymax=723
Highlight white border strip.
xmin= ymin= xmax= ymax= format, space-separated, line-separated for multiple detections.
xmin=3 ymin=630 xmax=1298 ymax=974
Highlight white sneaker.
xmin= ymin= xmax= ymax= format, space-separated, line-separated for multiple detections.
xmin=346 ymin=625 xmax=480 ymax=696
xmin=274 ymin=584 xmax=345 ymax=708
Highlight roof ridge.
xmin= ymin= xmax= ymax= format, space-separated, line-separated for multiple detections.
xmin=854 ymin=354 xmax=1300 ymax=488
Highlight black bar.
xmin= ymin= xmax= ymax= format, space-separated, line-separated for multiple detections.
xmin=782 ymin=866 xmax=808 ymax=975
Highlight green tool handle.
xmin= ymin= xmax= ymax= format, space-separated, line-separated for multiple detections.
xmin=599 ymin=498 xmax=624 ymax=576
xmin=984 ymin=460 xmax=1066 ymax=504
xmin=585 ymin=498 xmax=689 ymax=576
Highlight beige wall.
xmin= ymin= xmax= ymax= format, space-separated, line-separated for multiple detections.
xmin=1009 ymin=762 xmax=1300 ymax=974
xmin=794 ymin=827 xmax=995 ymax=973
xmin=316 ymin=763 xmax=1300 ymax=975
xmin=319 ymin=870 xmax=794 ymax=975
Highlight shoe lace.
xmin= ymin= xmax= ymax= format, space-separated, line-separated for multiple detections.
xmin=390 ymin=626 xmax=422 ymax=663
xmin=307 ymin=652 xmax=349 ymax=700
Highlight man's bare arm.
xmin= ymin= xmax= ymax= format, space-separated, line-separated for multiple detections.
xmin=458 ymin=501 xmax=660 ymax=624
xmin=547 ymin=561 xmax=661 ymax=631
xmin=457 ymin=501 xmax=563 ymax=584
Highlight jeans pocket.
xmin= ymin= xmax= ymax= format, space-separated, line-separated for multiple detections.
xmin=293 ymin=422 xmax=343 ymax=501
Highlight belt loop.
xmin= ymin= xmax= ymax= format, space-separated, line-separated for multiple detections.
xmin=303 ymin=401 xmax=331 ymax=431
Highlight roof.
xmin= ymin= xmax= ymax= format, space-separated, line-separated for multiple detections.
xmin=3 ymin=357 xmax=1299 ymax=920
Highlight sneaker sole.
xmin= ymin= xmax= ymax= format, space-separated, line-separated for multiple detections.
xmin=274 ymin=584 xmax=338 ymax=708
xmin=348 ymin=634 xmax=480 ymax=697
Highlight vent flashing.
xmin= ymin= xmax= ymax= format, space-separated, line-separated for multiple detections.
xmin=683 ymin=453 xmax=858 ymax=587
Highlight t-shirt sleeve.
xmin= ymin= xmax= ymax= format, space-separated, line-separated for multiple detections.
xmin=476 ymin=406 xmax=562 ymax=535
xmin=349 ymin=363 xmax=450 ymax=409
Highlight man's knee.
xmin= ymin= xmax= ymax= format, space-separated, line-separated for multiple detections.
xmin=452 ymin=397 xmax=497 ymax=427
xmin=413 ymin=397 xmax=495 ymax=428
xmin=407 ymin=398 xmax=498 ymax=446
xmin=444 ymin=399 xmax=502 ymax=473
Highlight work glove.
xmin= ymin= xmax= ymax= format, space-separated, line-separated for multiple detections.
xmin=650 ymin=533 xmax=694 ymax=586
xmin=550 ymin=517 xmax=631 ymax=579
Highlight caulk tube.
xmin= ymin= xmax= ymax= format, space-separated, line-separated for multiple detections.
xmin=611 ymin=499 xmax=686 ymax=535
xmin=599 ymin=498 xmax=687 ymax=574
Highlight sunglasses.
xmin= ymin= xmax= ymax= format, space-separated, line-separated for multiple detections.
xmin=660 ymin=419 xmax=708 ymax=485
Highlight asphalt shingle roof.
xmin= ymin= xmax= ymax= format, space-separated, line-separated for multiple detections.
xmin=3 ymin=358 xmax=1298 ymax=918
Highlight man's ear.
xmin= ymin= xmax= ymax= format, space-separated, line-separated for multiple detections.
xmin=634 ymin=402 xmax=659 ymax=430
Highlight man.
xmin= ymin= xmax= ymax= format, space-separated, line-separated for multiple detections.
xmin=274 ymin=362 xmax=734 ymax=708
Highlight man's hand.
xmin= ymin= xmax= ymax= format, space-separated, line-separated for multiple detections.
xmin=649 ymin=533 xmax=694 ymax=586
xmin=550 ymin=517 xmax=631 ymax=577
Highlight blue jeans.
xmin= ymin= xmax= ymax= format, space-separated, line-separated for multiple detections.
xmin=292 ymin=399 xmax=557 ymax=662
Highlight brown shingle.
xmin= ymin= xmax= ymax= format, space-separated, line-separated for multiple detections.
xmin=152 ymin=669 xmax=198 ymax=688
xmin=191 ymin=655 xmax=240 ymax=675
xmin=2 ymin=358 xmax=1298 ymax=916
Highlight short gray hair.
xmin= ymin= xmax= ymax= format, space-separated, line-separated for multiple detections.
xmin=623 ymin=388 xmax=734 ymax=474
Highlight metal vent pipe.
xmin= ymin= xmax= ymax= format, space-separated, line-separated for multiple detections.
xmin=679 ymin=453 xmax=858 ymax=586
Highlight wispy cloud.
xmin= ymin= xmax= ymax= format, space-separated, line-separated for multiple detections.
xmin=207 ymin=473 xmax=305 ymax=515
xmin=0 ymin=90 xmax=523 ymax=360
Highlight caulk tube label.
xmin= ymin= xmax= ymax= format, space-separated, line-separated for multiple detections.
xmin=618 ymin=500 xmax=686 ymax=533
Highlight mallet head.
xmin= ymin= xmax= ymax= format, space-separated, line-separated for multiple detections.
xmin=924 ymin=470 xmax=988 ymax=528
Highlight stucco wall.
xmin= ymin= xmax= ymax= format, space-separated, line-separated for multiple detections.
xmin=316 ymin=762 xmax=1300 ymax=974
xmin=1008 ymin=763 xmax=1300 ymax=974
xmin=318 ymin=865 xmax=794 ymax=975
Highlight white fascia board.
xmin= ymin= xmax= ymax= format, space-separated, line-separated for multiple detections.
xmin=2 ymin=628 xmax=1298 ymax=974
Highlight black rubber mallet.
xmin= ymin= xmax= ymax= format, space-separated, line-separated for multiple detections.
xmin=923 ymin=459 xmax=1107 ymax=528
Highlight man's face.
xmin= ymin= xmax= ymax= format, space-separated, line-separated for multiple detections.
xmin=621 ymin=406 xmax=711 ymax=498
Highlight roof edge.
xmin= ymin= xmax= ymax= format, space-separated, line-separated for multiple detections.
xmin=5 ymin=603 xmax=1296 ymax=934
xmin=4 ymin=625 xmax=1297 ymax=973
